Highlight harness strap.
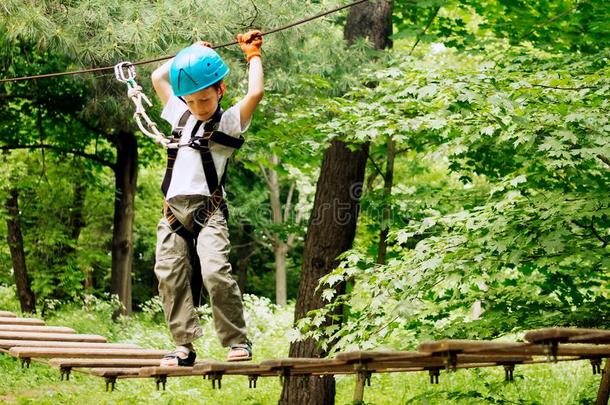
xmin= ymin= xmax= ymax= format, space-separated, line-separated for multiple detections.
xmin=161 ymin=110 xmax=191 ymax=196
xmin=162 ymin=106 xmax=234 ymax=232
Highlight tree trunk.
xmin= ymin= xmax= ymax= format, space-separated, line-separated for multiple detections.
xmin=281 ymin=2 xmax=393 ymax=403
xmin=377 ymin=136 xmax=395 ymax=264
xmin=267 ymin=155 xmax=289 ymax=305
xmin=274 ymin=240 xmax=288 ymax=305
xmin=279 ymin=140 xmax=368 ymax=405
xmin=111 ymin=131 xmax=138 ymax=316
xmin=69 ymin=173 xmax=86 ymax=241
xmin=344 ymin=0 xmax=394 ymax=49
xmin=5 ymin=188 xmax=36 ymax=313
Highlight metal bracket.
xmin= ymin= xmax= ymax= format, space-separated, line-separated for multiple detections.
xmin=105 ymin=376 xmax=117 ymax=392
xmin=155 ymin=375 xmax=167 ymax=391
xmin=248 ymin=375 xmax=259 ymax=388
xmin=591 ymin=358 xmax=603 ymax=375
xmin=60 ymin=366 xmax=72 ymax=381
xmin=208 ymin=372 xmax=223 ymax=389
xmin=278 ymin=369 xmax=290 ymax=384
xmin=428 ymin=368 xmax=441 ymax=384
xmin=503 ymin=364 xmax=515 ymax=381
xmin=443 ymin=351 xmax=458 ymax=371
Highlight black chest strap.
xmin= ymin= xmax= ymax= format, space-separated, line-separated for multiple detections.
xmin=161 ymin=107 xmax=244 ymax=198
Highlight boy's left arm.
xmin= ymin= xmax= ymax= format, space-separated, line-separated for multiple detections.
xmin=237 ymin=31 xmax=265 ymax=128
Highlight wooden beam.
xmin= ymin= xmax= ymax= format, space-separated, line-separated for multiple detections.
xmin=89 ymin=368 xmax=143 ymax=378
xmin=0 ymin=331 xmax=105 ymax=343
xmin=0 ymin=317 xmax=45 ymax=326
xmin=525 ymin=328 xmax=608 ymax=344
xmin=0 ymin=311 xmax=16 ymax=318
xmin=49 ymin=358 xmax=162 ymax=369
xmin=8 ymin=347 xmax=169 ymax=359
xmin=0 ymin=340 xmax=140 ymax=349
xmin=0 ymin=325 xmax=76 ymax=334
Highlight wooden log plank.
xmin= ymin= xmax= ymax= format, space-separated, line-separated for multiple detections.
xmin=141 ymin=361 xmax=275 ymax=378
xmin=475 ymin=344 xmax=610 ymax=358
xmin=525 ymin=328 xmax=606 ymax=344
xmin=0 ymin=340 xmax=140 ymax=350
xmin=0 ymin=317 xmax=45 ymax=326
xmin=49 ymin=358 xmax=163 ymax=369
xmin=194 ymin=361 xmax=276 ymax=377
xmin=9 ymin=347 xmax=169 ymax=359
xmin=90 ymin=368 xmax=143 ymax=378
xmin=260 ymin=358 xmax=350 ymax=376
xmin=139 ymin=365 xmax=201 ymax=377
xmin=0 ymin=331 xmax=106 ymax=343
xmin=0 ymin=311 xmax=16 ymax=318
xmin=420 ymin=340 xmax=610 ymax=358
xmin=260 ymin=358 xmax=346 ymax=368
xmin=365 ymin=354 xmax=532 ymax=370
xmin=566 ymin=331 xmax=610 ymax=345
xmin=0 ymin=325 xmax=76 ymax=334
xmin=336 ymin=351 xmax=429 ymax=363
xmin=419 ymin=340 xmax=521 ymax=354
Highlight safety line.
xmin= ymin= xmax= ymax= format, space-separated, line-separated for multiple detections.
xmin=0 ymin=0 xmax=368 ymax=84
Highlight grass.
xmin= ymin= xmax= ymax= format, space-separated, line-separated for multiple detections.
xmin=0 ymin=288 xmax=603 ymax=404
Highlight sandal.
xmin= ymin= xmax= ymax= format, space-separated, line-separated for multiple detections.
xmin=160 ymin=348 xmax=197 ymax=367
xmin=227 ymin=343 xmax=252 ymax=362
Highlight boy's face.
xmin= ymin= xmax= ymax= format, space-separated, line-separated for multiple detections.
xmin=183 ymin=83 xmax=225 ymax=121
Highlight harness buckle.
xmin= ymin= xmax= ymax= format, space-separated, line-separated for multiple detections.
xmin=188 ymin=132 xmax=213 ymax=150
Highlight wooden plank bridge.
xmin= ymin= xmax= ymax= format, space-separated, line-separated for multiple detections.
xmin=1 ymin=309 xmax=610 ymax=403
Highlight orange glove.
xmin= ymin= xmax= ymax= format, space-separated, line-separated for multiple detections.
xmin=237 ymin=30 xmax=263 ymax=62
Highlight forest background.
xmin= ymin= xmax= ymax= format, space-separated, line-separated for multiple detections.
xmin=0 ymin=0 xmax=609 ymax=403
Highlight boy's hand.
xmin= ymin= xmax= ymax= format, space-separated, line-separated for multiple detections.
xmin=194 ymin=40 xmax=213 ymax=48
xmin=237 ymin=30 xmax=263 ymax=62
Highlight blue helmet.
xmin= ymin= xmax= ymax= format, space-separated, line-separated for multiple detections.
xmin=170 ymin=44 xmax=230 ymax=96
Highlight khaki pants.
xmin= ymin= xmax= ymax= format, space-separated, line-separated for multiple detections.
xmin=154 ymin=196 xmax=247 ymax=347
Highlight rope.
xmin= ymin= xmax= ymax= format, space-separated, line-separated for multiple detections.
xmin=0 ymin=0 xmax=368 ymax=84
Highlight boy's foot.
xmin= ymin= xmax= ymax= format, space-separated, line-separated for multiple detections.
xmin=160 ymin=347 xmax=197 ymax=367
xmin=227 ymin=343 xmax=252 ymax=362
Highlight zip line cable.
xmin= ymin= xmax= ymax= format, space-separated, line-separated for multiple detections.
xmin=0 ymin=0 xmax=368 ymax=84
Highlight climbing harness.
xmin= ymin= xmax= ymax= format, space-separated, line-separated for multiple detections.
xmin=161 ymin=106 xmax=244 ymax=231
xmin=114 ymin=62 xmax=177 ymax=149
xmin=160 ymin=106 xmax=244 ymax=306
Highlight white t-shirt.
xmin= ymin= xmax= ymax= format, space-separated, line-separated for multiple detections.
xmin=161 ymin=96 xmax=250 ymax=199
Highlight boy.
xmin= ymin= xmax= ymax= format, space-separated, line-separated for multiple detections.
xmin=151 ymin=31 xmax=264 ymax=366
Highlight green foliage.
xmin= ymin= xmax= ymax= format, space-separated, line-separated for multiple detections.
xmin=295 ymin=40 xmax=610 ymax=350
xmin=393 ymin=0 xmax=610 ymax=54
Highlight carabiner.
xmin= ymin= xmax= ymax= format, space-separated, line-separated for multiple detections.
xmin=114 ymin=61 xmax=136 ymax=83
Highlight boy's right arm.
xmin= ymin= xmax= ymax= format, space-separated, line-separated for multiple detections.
xmin=151 ymin=59 xmax=174 ymax=107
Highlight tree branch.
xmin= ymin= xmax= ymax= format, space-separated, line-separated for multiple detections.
xmin=364 ymin=148 xmax=386 ymax=182
xmin=283 ymin=181 xmax=296 ymax=224
xmin=259 ymin=163 xmax=272 ymax=189
xmin=572 ymin=220 xmax=608 ymax=248
xmin=0 ymin=144 xmax=114 ymax=168
xmin=519 ymin=6 xmax=576 ymax=41
xmin=597 ymin=154 xmax=610 ymax=169
xmin=531 ymin=84 xmax=598 ymax=91
xmin=409 ymin=6 xmax=441 ymax=56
